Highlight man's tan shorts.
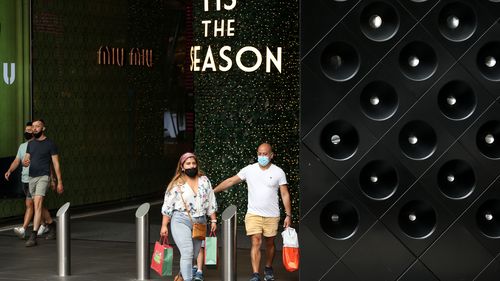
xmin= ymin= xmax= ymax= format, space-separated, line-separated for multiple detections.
xmin=245 ymin=213 xmax=280 ymax=237
xmin=29 ymin=175 xmax=50 ymax=197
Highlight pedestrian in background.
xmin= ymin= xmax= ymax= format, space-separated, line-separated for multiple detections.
xmin=23 ymin=119 xmax=63 ymax=247
xmin=4 ymin=122 xmax=52 ymax=240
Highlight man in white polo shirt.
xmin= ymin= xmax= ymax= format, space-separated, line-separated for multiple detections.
xmin=214 ymin=143 xmax=292 ymax=281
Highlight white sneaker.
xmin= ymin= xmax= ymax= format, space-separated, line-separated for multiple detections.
xmin=13 ymin=227 xmax=26 ymax=239
xmin=37 ymin=224 xmax=49 ymax=236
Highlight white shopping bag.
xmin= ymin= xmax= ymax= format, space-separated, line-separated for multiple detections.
xmin=281 ymin=227 xmax=299 ymax=248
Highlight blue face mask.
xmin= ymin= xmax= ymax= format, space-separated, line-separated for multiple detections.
xmin=258 ymin=156 xmax=270 ymax=166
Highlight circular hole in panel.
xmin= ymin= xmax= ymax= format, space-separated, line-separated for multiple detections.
xmin=437 ymin=159 xmax=476 ymax=199
xmin=438 ymin=2 xmax=477 ymax=42
xmin=359 ymin=160 xmax=399 ymax=200
xmin=321 ymin=42 xmax=361 ymax=82
xmin=399 ymin=120 xmax=437 ymax=160
xmin=399 ymin=41 xmax=438 ymax=81
xmin=320 ymin=200 xmax=360 ymax=240
xmin=360 ymin=81 xmax=399 ymax=121
xmin=476 ymin=120 xmax=500 ymax=159
xmin=437 ymin=80 xmax=476 ymax=120
xmin=477 ymin=199 xmax=500 ymax=238
xmin=320 ymin=120 xmax=359 ymax=160
xmin=360 ymin=1 xmax=400 ymax=42
xmin=477 ymin=42 xmax=500 ymax=81
xmin=399 ymin=200 xmax=437 ymax=239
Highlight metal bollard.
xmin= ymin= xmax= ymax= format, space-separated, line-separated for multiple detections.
xmin=136 ymin=203 xmax=150 ymax=280
xmin=57 ymin=202 xmax=71 ymax=276
xmin=222 ymin=205 xmax=237 ymax=281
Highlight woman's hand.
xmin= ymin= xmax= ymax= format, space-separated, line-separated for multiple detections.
xmin=160 ymin=225 xmax=169 ymax=237
xmin=210 ymin=222 xmax=217 ymax=233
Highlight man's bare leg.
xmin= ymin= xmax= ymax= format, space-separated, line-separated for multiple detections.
xmin=250 ymin=234 xmax=263 ymax=274
xmin=22 ymin=199 xmax=34 ymax=229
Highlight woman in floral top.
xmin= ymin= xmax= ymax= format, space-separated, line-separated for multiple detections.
xmin=160 ymin=152 xmax=217 ymax=281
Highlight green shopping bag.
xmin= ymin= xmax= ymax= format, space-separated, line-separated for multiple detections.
xmin=151 ymin=236 xmax=173 ymax=276
xmin=204 ymin=231 xmax=217 ymax=266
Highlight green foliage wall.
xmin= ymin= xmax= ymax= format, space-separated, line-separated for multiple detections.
xmin=192 ymin=0 xmax=300 ymax=224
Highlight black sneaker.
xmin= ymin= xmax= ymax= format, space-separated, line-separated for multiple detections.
xmin=25 ymin=231 xmax=37 ymax=247
xmin=249 ymin=272 xmax=261 ymax=281
xmin=192 ymin=265 xmax=198 ymax=276
xmin=264 ymin=266 xmax=274 ymax=281
xmin=193 ymin=271 xmax=204 ymax=281
xmin=45 ymin=222 xmax=56 ymax=240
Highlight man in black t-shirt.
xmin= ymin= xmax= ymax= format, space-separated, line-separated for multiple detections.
xmin=23 ymin=119 xmax=64 ymax=247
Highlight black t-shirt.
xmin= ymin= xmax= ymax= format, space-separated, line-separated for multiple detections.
xmin=26 ymin=138 xmax=58 ymax=177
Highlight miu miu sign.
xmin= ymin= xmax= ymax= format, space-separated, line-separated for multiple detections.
xmin=97 ymin=46 xmax=153 ymax=67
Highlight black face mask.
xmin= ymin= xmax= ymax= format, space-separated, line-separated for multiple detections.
xmin=24 ymin=132 xmax=33 ymax=140
xmin=184 ymin=167 xmax=198 ymax=178
xmin=33 ymin=131 xmax=43 ymax=139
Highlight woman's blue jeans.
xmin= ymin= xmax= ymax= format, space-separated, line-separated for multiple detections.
xmin=171 ymin=212 xmax=206 ymax=281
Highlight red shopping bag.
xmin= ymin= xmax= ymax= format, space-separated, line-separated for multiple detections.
xmin=281 ymin=227 xmax=300 ymax=272
xmin=151 ymin=236 xmax=174 ymax=276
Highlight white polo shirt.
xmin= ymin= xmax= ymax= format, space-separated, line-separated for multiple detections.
xmin=237 ymin=163 xmax=287 ymax=217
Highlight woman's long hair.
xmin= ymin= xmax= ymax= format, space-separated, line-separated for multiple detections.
xmin=166 ymin=152 xmax=205 ymax=192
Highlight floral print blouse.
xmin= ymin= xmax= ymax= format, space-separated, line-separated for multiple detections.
xmin=161 ymin=175 xmax=217 ymax=218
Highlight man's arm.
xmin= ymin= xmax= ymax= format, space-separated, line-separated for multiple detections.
xmin=49 ymin=162 xmax=57 ymax=190
xmin=280 ymin=184 xmax=292 ymax=228
xmin=22 ymin=153 xmax=30 ymax=167
xmin=4 ymin=157 xmax=21 ymax=181
xmin=51 ymin=154 xmax=64 ymax=194
xmin=213 ymin=175 xmax=243 ymax=193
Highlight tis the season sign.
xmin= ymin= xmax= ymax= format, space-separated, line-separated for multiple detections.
xmin=190 ymin=0 xmax=283 ymax=73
